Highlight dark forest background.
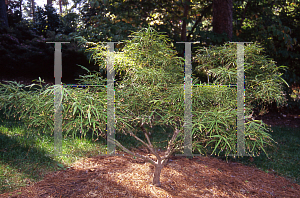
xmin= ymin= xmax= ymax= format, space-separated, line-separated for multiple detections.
xmin=0 ymin=0 xmax=299 ymax=114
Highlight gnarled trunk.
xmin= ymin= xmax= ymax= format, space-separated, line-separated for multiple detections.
xmin=107 ymin=126 xmax=183 ymax=188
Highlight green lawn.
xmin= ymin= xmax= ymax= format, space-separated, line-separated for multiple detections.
xmin=217 ymin=125 xmax=300 ymax=185
xmin=0 ymin=114 xmax=299 ymax=194
xmin=0 ymin=116 xmax=108 ymax=194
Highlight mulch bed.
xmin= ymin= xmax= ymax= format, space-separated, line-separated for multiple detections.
xmin=1 ymin=148 xmax=300 ymax=198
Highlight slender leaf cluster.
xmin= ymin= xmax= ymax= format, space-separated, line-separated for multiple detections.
xmin=0 ymin=27 xmax=288 ymax=161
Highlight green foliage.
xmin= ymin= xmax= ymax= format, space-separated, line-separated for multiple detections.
xmin=77 ymin=26 xmax=186 ymax=141
xmin=70 ymin=0 xmax=142 ymax=43
xmin=119 ymin=26 xmax=184 ymax=86
xmin=34 ymin=5 xmax=61 ymax=36
xmin=75 ymin=25 xmax=185 ymax=86
xmin=194 ymin=42 xmax=288 ymax=116
xmin=81 ymin=0 xmax=299 ymax=92
xmin=190 ymin=41 xmax=288 ymax=158
xmin=59 ymin=12 xmax=80 ymax=35
xmin=0 ymin=77 xmax=108 ymax=140
xmin=231 ymin=1 xmax=300 ymax=113
xmin=0 ymin=22 xmax=52 ymax=80
xmin=193 ymin=29 xmax=231 ymax=47
xmin=78 ymin=18 xmax=138 ymax=43
xmin=0 ymin=27 xmax=288 ymax=161
xmin=75 ymin=27 xmax=282 ymax=159
xmin=51 ymin=0 xmax=300 ymax=96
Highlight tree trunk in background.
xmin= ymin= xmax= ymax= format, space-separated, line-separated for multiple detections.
xmin=31 ymin=0 xmax=35 ymax=21
xmin=213 ymin=0 xmax=233 ymax=41
xmin=59 ymin=0 xmax=62 ymax=14
xmin=19 ymin=0 xmax=22 ymax=19
xmin=181 ymin=0 xmax=190 ymax=42
xmin=0 ymin=0 xmax=8 ymax=27
xmin=47 ymin=0 xmax=52 ymax=6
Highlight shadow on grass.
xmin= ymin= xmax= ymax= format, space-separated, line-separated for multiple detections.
xmin=0 ymin=112 xmax=106 ymax=194
xmin=215 ymin=125 xmax=300 ymax=185
xmin=0 ymin=120 xmax=59 ymax=193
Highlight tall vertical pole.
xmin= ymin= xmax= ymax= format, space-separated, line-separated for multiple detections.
xmin=176 ymin=42 xmax=201 ymax=157
xmin=176 ymin=41 xmax=252 ymax=157
xmin=236 ymin=43 xmax=245 ymax=156
xmin=106 ymin=42 xmax=116 ymax=155
xmin=46 ymin=42 xmax=69 ymax=157
xmin=229 ymin=42 xmax=252 ymax=157
xmin=183 ymin=42 xmax=193 ymax=157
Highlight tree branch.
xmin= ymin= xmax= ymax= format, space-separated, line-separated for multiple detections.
xmin=181 ymin=0 xmax=190 ymax=42
xmin=127 ymin=128 xmax=151 ymax=149
xmin=140 ymin=124 xmax=162 ymax=161
xmin=107 ymin=137 xmax=156 ymax=165
xmin=162 ymin=127 xmax=183 ymax=160
xmin=187 ymin=3 xmax=213 ymax=41
xmin=108 ymin=114 xmax=185 ymax=167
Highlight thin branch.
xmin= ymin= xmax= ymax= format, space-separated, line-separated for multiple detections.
xmin=162 ymin=128 xmax=183 ymax=160
xmin=126 ymin=126 xmax=161 ymax=160
xmin=162 ymin=145 xmax=186 ymax=166
xmin=139 ymin=124 xmax=154 ymax=148
xmin=108 ymin=121 xmax=184 ymax=167
xmin=165 ymin=127 xmax=181 ymax=153
xmin=127 ymin=128 xmax=150 ymax=149
xmin=107 ymin=137 xmax=156 ymax=165
xmin=123 ymin=121 xmax=163 ymax=163
xmin=140 ymin=124 xmax=162 ymax=161
xmin=187 ymin=3 xmax=213 ymax=41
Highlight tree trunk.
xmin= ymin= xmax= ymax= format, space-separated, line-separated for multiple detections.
xmin=180 ymin=0 xmax=190 ymax=42
xmin=0 ymin=0 xmax=8 ymax=27
xmin=19 ymin=0 xmax=22 ymax=19
xmin=108 ymin=126 xmax=183 ymax=188
xmin=212 ymin=0 xmax=233 ymax=41
xmin=59 ymin=0 xmax=62 ymax=14
xmin=31 ymin=0 xmax=35 ymax=22
xmin=152 ymin=160 xmax=164 ymax=187
xmin=47 ymin=0 xmax=52 ymax=6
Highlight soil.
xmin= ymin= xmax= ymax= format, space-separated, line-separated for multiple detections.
xmin=1 ymin=77 xmax=300 ymax=197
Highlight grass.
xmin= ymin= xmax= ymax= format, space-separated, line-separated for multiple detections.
xmin=0 ymin=112 xmax=299 ymax=194
xmin=0 ymin=115 xmax=108 ymax=194
xmin=215 ymin=125 xmax=300 ymax=185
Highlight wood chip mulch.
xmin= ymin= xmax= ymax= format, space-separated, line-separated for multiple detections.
xmin=1 ymin=148 xmax=299 ymax=198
